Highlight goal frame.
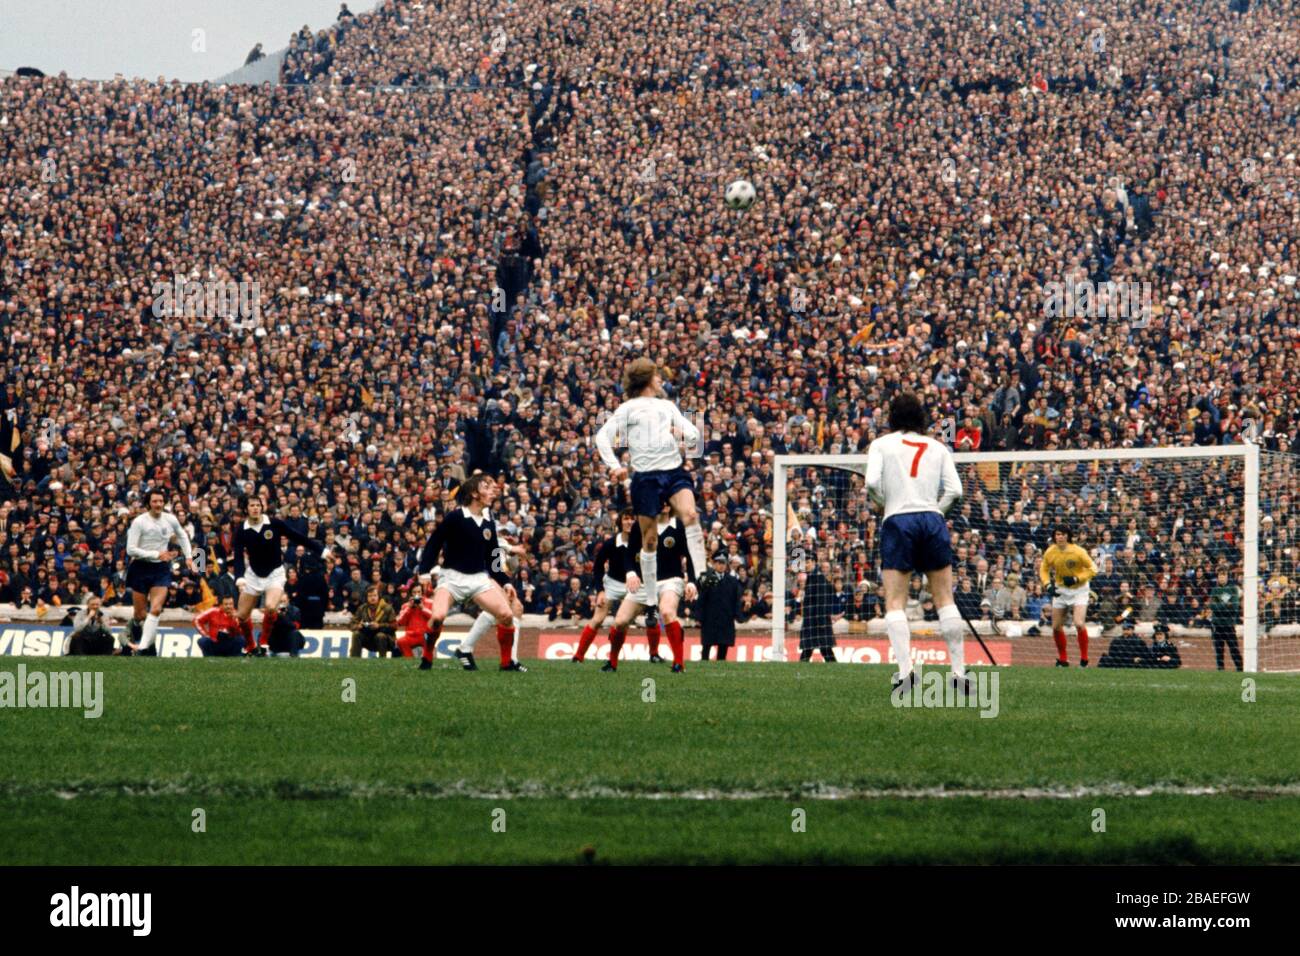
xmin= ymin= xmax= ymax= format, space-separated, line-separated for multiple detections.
xmin=771 ymin=444 xmax=1261 ymax=670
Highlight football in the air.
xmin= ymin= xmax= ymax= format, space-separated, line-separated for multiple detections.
xmin=724 ymin=178 xmax=756 ymax=210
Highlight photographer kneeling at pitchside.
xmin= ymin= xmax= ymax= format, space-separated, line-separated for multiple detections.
xmin=64 ymin=594 xmax=116 ymax=656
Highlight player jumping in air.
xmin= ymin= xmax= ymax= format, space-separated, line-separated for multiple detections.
xmin=594 ymin=358 xmax=714 ymax=616
xmin=603 ymin=503 xmax=698 ymax=673
xmin=572 ymin=509 xmax=664 ymax=663
xmin=125 ymin=488 xmax=195 ymax=655
xmin=865 ymin=393 xmax=971 ymax=697
xmin=233 ymin=494 xmax=324 ymax=655
xmin=416 ymin=474 xmax=526 ymax=672
xmin=1038 ymin=526 xmax=1097 ymax=667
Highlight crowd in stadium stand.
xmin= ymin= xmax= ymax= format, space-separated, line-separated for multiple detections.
xmin=1 ymin=0 xmax=1297 ymax=636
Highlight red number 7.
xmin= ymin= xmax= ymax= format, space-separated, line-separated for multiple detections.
xmin=901 ymin=439 xmax=927 ymax=477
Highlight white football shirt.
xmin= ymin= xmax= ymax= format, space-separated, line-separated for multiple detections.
xmin=126 ymin=510 xmax=194 ymax=562
xmin=594 ymin=396 xmax=701 ymax=474
xmin=865 ymin=431 xmax=963 ymax=519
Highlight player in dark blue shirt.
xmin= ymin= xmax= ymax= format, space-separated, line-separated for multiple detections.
xmin=572 ymin=510 xmax=663 ymax=663
xmin=603 ymin=503 xmax=698 ymax=672
xmin=234 ymin=495 xmax=323 ymax=654
xmin=415 ymin=474 xmax=525 ymax=672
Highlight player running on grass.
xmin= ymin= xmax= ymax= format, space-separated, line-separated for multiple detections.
xmin=125 ymin=488 xmax=195 ymax=655
xmin=572 ymin=509 xmax=665 ymax=664
xmin=865 ymin=392 xmax=972 ymax=697
xmin=594 ymin=358 xmax=715 ymax=613
xmin=602 ymin=503 xmax=698 ymax=673
xmin=1039 ymin=526 xmax=1097 ymax=667
xmin=415 ymin=474 xmax=526 ymax=672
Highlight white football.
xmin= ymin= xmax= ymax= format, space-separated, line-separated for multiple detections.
xmin=724 ymin=178 xmax=756 ymax=210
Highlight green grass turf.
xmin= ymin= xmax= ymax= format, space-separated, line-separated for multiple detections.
xmin=1 ymin=658 xmax=1298 ymax=863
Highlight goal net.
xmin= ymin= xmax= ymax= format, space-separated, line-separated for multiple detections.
xmin=770 ymin=444 xmax=1300 ymax=673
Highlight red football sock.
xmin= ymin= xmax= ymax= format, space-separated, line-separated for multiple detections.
xmin=575 ymin=624 xmax=596 ymax=661
xmin=497 ymin=624 xmax=515 ymax=667
xmin=608 ymin=625 xmax=626 ymax=669
xmin=1052 ymin=629 xmax=1068 ymax=663
xmin=666 ymin=620 xmax=685 ymax=668
xmin=240 ymin=618 xmax=256 ymax=653
xmin=259 ymin=609 xmax=278 ymax=647
xmin=422 ymin=621 xmax=442 ymax=663
xmin=647 ymin=624 xmax=661 ymax=656
xmin=1076 ymin=626 xmax=1090 ymax=662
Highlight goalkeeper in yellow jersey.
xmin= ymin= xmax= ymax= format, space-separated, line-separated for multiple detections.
xmin=1039 ymin=526 xmax=1097 ymax=667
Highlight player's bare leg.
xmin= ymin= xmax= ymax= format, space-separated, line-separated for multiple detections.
xmin=882 ymin=568 xmax=915 ymax=685
xmin=131 ymin=585 xmax=170 ymax=655
xmin=1051 ymin=605 xmax=1070 ymax=666
xmin=644 ymin=605 xmax=663 ymax=662
xmin=574 ymin=596 xmax=611 ymax=662
xmin=461 ymin=584 xmax=523 ymax=668
xmin=129 ymin=589 xmax=149 ymax=650
xmin=472 ymin=584 xmax=524 ymax=671
xmin=925 ymin=565 xmax=972 ymax=691
xmin=667 ymin=486 xmax=709 ymax=584
xmin=603 ymin=591 xmax=644 ymax=672
xmin=1071 ymin=600 xmax=1090 ymax=667
xmin=417 ymin=586 xmax=456 ymax=670
xmin=635 ymin=513 xmax=659 ymax=616
xmin=258 ymin=584 xmax=286 ymax=651
xmin=235 ymin=587 xmax=262 ymax=654
xmin=657 ymin=584 xmax=695 ymax=672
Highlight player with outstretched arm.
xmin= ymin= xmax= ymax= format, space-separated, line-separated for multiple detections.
xmin=594 ymin=358 xmax=714 ymax=618
xmin=1038 ymin=526 xmax=1097 ymax=667
xmin=865 ymin=393 xmax=971 ymax=697
xmin=415 ymin=474 xmax=526 ymax=672
xmin=233 ymin=494 xmax=324 ymax=655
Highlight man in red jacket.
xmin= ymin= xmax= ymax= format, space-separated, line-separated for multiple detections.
xmin=955 ymin=416 xmax=983 ymax=451
xmin=194 ymin=595 xmax=245 ymax=657
xmin=395 ymin=579 xmax=434 ymax=658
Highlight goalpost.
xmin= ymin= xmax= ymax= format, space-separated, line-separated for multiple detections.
xmin=770 ymin=443 xmax=1300 ymax=672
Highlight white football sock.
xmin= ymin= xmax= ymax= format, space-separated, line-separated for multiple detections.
xmin=684 ymin=522 xmax=707 ymax=577
xmin=139 ymin=613 xmax=161 ymax=651
xmin=885 ymin=610 xmax=912 ymax=678
xmin=462 ymin=610 xmax=495 ymax=652
xmin=938 ymin=603 xmax=965 ymax=678
xmin=639 ymin=549 xmax=658 ymax=606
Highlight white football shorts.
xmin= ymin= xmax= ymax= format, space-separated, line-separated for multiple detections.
xmin=238 ymin=566 xmax=287 ymax=596
xmin=1051 ymin=583 xmax=1090 ymax=609
xmin=436 ymin=569 xmax=497 ymax=605
xmin=629 ymin=577 xmax=685 ymax=607
xmin=603 ymin=575 xmax=627 ymax=608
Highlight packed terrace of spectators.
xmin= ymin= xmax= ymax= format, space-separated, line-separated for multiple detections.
xmin=1 ymin=0 xmax=1296 ymax=632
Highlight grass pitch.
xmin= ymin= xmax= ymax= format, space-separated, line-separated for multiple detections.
xmin=2 ymin=658 xmax=1299 ymax=864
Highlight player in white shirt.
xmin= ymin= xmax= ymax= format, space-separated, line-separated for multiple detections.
xmin=865 ymin=393 xmax=971 ymax=697
xmin=124 ymin=488 xmax=195 ymax=655
xmin=594 ymin=357 xmax=712 ymax=611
